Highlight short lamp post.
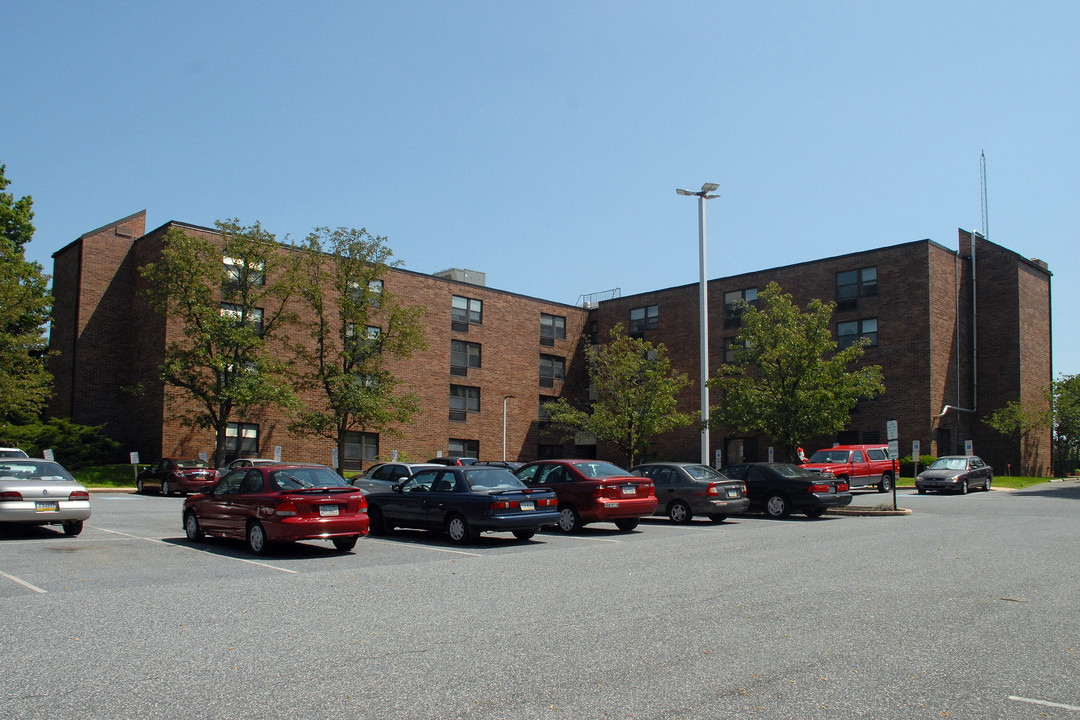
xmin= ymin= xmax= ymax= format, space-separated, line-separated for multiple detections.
xmin=676 ymin=182 xmax=720 ymax=466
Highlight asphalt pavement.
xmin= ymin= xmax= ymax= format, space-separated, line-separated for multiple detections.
xmin=1 ymin=483 xmax=1078 ymax=719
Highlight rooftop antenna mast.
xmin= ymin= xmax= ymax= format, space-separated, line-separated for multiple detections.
xmin=980 ymin=150 xmax=989 ymax=238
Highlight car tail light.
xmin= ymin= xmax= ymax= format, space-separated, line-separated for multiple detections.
xmin=808 ymin=484 xmax=830 ymax=493
xmin=69 ymin=490 xmax=90 ymax=501
xmin=490 ymin=500 xmax=510 ymax=510
xmin=274 ymin=501 xmax=298 ymax=517
xmin=356 ymin=494 xmax=367 ymax=510
xmin=539 ymin=496 xmax=557 ymax=507
xmin=837 ymin=482 xmax=849 ymax=492
xmin=0 ymin=490 xmax=22 ymax=501
xmin=706 ymin=483 xmax=720 ymax=496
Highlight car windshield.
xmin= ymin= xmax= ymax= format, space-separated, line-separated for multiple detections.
xmin=571 ymin=461 xmax=631 ymax=478
xmin=271 ymin=467 xmax=349 ymax=490
xmin=770 ymin=464 xmax=817 ymax=478
xmin=683 ymin=465 xmax=729 ymax=480
xmin=0 ymin=460 xmax=77 ymax=482
xmin=463 ymin=468 xmax=526 ymax=490
xmin=929 ymin=458 xmax=968 ymax=470
xmin=808 ymin=450 xmax=850 ymax=463
xmin=177 ymin=459 xmax=210 ymax=468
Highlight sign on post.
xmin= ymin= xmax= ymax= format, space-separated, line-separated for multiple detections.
xmin=130 ymin=452 xmax=140 ymax=465
xmin=768 ymin=446 xmax=774 ymax=463
xmin=714 ymin=449 xmax=722 ymax=469
xmin=965 ymin=440 xmax=974 ymax=456
xmin=43 ymin=449 xmax=54 ymax=461
xmin=274 ymin=445 xmax=282 ymax=462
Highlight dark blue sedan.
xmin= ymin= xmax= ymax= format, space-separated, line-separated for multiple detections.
xmin=365 ymin=466 xmax=560 ymax=543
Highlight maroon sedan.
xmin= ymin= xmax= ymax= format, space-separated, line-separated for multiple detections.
xmin=182 ymin=464 xmax=369 ymax=554
xmin=514 ymin=459 xmax=657 ymax=533
xmin=137 ymin=458 xmax=217 ymax=496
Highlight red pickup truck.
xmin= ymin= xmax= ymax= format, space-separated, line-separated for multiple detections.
xmin=801 ymin=444 xmax=895 ymax=493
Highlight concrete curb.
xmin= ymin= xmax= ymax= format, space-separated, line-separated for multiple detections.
xmin=826 ymin=505 xmax=913 ymax=516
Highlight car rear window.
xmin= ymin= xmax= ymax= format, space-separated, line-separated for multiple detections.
xmin=463 ymin=468 xmax=525 ymax=490
xmin=571 ymin=461 xmax=630 ymax=478
xmin=0 ymin=461 xmax=77 ymax=482
xmin=177 ymin=459 xmax=210 ymax=468
xmin=684 ymin=465 xmax=729 ymax=480
xmin=271 ymin=467 xmax=350 ymax=489
xmin=808 ymin=450 xmax=851 ymax=463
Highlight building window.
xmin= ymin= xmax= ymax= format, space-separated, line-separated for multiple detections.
xmin=724 ymin=288 xmax=758 ymax=319
xmin=724 ymin=337 xmax=749 ymax=363
xmin=586 ymin=319 xmax=599 ymax=345
xmin=449 ymin=438 xmax=479 ymax=458
xmin=838 ymin=318 xmax=878 ymax=349
xmin=345 ymin=324 xmax=381 ymax=353
xmin=450 ymin=385 xmax=480 ymax=420
xmin=220 ymin=303 xmax=264 ymax=335
xmin=225 ymin=422 xmax=259 ymax=462
xmin=223 ymin=255 xmax=265 ymax=286
xmin=629 ymin=305 xmax=659 ymax=333
xmin=837 ymin=267 xmax=877 ymax=300
xmin=450 ymin=340 xmax=481 ymax=375
xmin=343 ymin=431 xmax=379 ymax=462
xmin=451 ymin=295 xmax=482 ymax=330
xmin=539 ymin=395 xmax=558 ymax=422
xmin=346 ymin=279 xmax=383 ymax=308
xmin=539 ymin=354 xmax=565 ymax=388
xmin=538 ymin=444 xmax=562 ymax=459
xmin=540 ymin=313 xmax=566 ymax=346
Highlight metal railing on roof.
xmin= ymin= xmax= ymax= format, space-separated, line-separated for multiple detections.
xmin=577 ymin=288 xmax=621 ymax=309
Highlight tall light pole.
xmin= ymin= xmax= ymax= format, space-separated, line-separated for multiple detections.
xmin=676 ymin=182 xmax=720 ymax=466
xmin=502 ymin=395 xmax=515 ymax=461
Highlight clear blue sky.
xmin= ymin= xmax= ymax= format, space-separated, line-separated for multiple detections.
xmin=5 ymin=2 xmax=1077 ymax=375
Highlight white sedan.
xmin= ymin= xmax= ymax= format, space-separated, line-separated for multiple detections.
xmin=0 ymin=459 xmax=91 ymax=535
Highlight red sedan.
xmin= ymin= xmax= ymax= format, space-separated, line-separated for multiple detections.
xmin=182 ymin=464 xmax=369 ymax=554
xmin=514 ymin=459 xmax=657 ymax=533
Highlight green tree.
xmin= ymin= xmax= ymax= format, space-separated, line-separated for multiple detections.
xmin=986 ymin=387 xmax=1053 ymax=475
xmin=544 ymin=325 xmax=694 ymax=467
xmin=140 ymin=220 xmax=300 ymax=466
xmin=0 ymin=163 xmax=52 ymax=423
xmin=711 ymin=282 xmax=884 ymax=460
xmin=288 ymin=227 xmax=425 ymax=468
xmin=1052 ymin=374 xmax=1080 ymax=473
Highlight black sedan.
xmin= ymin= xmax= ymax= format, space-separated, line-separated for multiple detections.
xmin=916 ymin=455 xmax=993 ymax=494
xmin=720 ymin=462 xmax=853 ymax=518
xmin=630 ymin=462 xmax=749 ymax=523
xmin=366 ymin=466 xmax=559 ymax=543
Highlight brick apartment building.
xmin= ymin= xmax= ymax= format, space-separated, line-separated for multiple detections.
xmin=48 ymin=212 xmax=1053 ymax=475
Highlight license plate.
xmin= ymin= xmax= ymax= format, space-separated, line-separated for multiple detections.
xmin=519 ymin=501 xmax=535 ymax=511
xmin=620 ymin=485 xmax=635 ymax=496
xmin=604 ymin=502 xmax=619 ymax=508
xmin=726 ymin=489 xmax=738 ymax=498
xmin=318 ymin=505 xmax=339 ymax=517
xmin=35 ymin=501 xmax=59 ymax=513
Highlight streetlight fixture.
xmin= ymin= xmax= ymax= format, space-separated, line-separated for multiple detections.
xmin=502 ymin=395 xmax=515 ymax=461
xmin=676 ymin=182 xmax=720 ymax=466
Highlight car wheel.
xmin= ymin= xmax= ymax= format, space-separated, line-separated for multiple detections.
xmin=615 ymin=518 xmax=639 ymax=532
xmin=161 ymin=479 xmax=172 ymax=497
xmin=985 ymin=475 xmax=993 ymax=491
xmin=446 ymin=514 xmax=474 ymax=544
xmin=667 ymin=500 xmax=692 ymax=524
xmin=512 ymin=529 xmax=536 ymax=541
xmin=136 ymin=478 xmax=145 ymax=494
xmin=917 ymin=488 xmax=926 ymax=495
xmin=62 ymin=520 xmax=83 ymax=536
xmin=960 ymin=480 xmax=969 ymax=495
xmin=184 ymin=512 xmax=205 ymax=541
xmin=367 ymin=506 xmax=389 ymax=536
xmin=557 ymin=506 xmax=581 ymax=533
xmin=878 ymin=473 xmax=893 ymax=493
xmin=764 ymin=493 xmax=790 ymax=518
xmin=332 ymin=536 xmax=358 ymax=552
xmin=805 ymin=507 xmax=826 ymax=518
xmin=708 ymin=514 xmax=727 ymax=524
xmin=246 ymin=522 xmax=270 ymax=555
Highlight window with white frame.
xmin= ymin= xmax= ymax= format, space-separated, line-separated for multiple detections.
xmin=450 ymin=340 xmax=481 ymax=374
xmin=223 ymin=255 xmax=265 ymax=286
xmin=220 ymin=303 xmax=264 ymax=335
xmin=451 ymin=295 xmax=482 ymax=329
xmin=225 ymin=422 xmax=259 ymax=462
xmin=343 ymin=431 xmax=379 ymax=462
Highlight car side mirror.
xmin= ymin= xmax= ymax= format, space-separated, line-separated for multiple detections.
xmin=391 ymin=484 xmax=402 ymax=493
xmin=397 ymin=476 xmax=409 ymax=482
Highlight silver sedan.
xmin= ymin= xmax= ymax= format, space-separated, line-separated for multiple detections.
xmin=0 ymin=459 xmax=92 ymax=535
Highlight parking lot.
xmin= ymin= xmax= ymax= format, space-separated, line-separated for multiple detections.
xmin=2 ymin=483 xmax=1079 ymax=719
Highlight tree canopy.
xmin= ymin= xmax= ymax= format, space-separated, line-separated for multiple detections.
xmin=710 ymin=282 xmax=884 ymax=459
xmin=288 ymin=227 xmax=425 ymax=467
xmin=1052 ymin=374 xmax=1080 ymax=474
xmin=0 ymin=162 xmax=52 ymax=423
xmin=544 ymin=325 xmax=694 ymax=467
xmin=140 ymin=220 xmax=300 ymax=466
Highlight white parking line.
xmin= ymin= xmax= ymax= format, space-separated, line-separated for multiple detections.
xmin=1009 ymin=695 xmax=1080 ymax=712
xmin=0 ymin=570 xmax=47 ymax=594
xmin=547 ymin=534 xmax=624 ymax=544
xmin=362 ymin=537 xmax=482 ymax=557
xmin=90 ymin=525 xmax=298 ymax=574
